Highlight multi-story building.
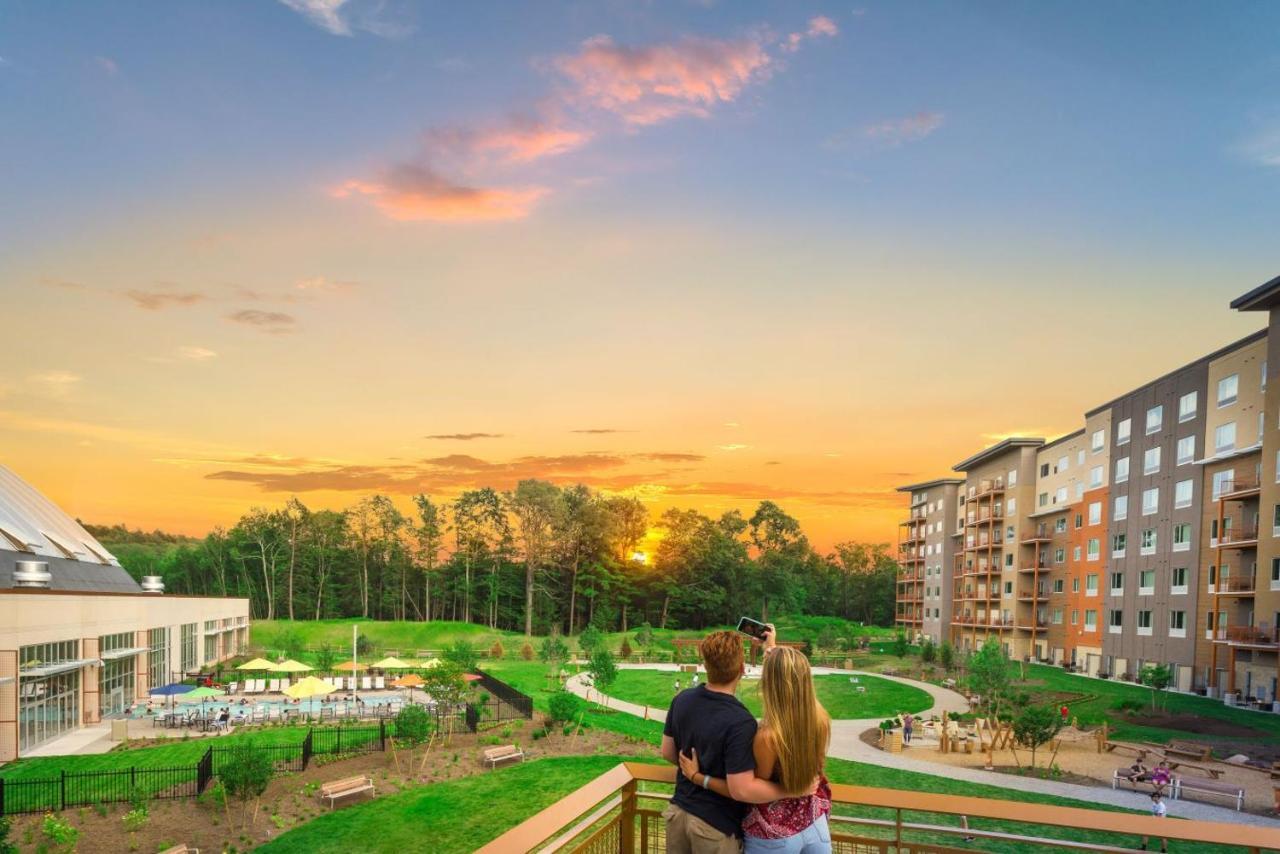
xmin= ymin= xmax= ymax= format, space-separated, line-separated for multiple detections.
xmin=896 ymin=276 xmax=1280 ymax=703
xmin=894 ymin=479 xmax=963 ymax=644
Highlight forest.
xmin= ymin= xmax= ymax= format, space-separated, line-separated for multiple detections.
xmin=85 ymin=479 xmax=899 ymax=635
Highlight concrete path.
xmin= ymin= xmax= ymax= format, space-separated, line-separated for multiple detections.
xmin=567 ymin=664 xmax=1280 ymax=828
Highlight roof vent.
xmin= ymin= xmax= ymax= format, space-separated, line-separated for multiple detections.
xmin=141 ymin=575 xmax=165 ymax=594
xmin=13 ymin=560 xmax=52 ymax=588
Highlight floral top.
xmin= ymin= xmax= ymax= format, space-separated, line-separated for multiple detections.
xmin=742 ymin=775 xmax=832 ymax=839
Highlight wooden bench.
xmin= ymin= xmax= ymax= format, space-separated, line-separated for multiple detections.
xmin=1174 ymin=777 xmax=1244 ymax=811
xmin=319 ymin=775 xmax=375 ymax=808
xmin=1165 ymin=740 xmax=1212 ymax=762
xmin=158 ymin=846 xmax=199 ymax=854
xmin=1111 ymin=767 xmax=1143 ymax=790
xmin=483 ymin=744 xmax=525 ymax=769
xmin=1104 ymin=742 xmax=1149 ymax=761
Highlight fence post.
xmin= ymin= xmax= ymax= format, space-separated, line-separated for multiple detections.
xmin=337 ymin=726 xmax=342 ymax=755
xmin=60 ymin=770 xmax=66 ymax=811
xmin=131 ymin=766 xmax=136 ymax=789
xmin=302 ymin=728 xmax=313 ymax=769
xmin=619 ymin=778 xmax=637 ymax=853
xmin=1 ymin=776 xmax=5 ymax=818
xmin=379 ymin=719 xmax=386 ymax=751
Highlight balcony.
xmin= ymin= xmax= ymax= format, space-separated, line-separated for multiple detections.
xmin=1215 ymin=576 xmax=1256 ymax=596
xmin=1018 ymin=563 xmax=1050 ymax=574
xmin=1020 ymin=525 xmax=1053 ymax=544
xmin=1214 ymin=529 xmax=1258 ymax=550
xmin=1218 ymin=477 xmax=1261 ymax=501
xmin=1216 ymin=625 xmax=1280 ymax=647
xmin=477 ymin=762 xmax=1269 ymax=854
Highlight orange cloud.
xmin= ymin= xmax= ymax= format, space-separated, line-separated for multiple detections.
xmin=782 ymin=15 xmax=839 ymax=52
xmin=332 ymin=164 xmax=547 ymax=222
xmin=125 ymin=288 xmax=206 ymax=310
xmin=553 ymin=33 xmax=773 ymax=125
xmin=429 ymin=116 xmax=592 ymax=164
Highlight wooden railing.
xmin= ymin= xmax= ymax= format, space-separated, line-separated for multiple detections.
xmin=477 ymin=763 xmax=1280 ymax=853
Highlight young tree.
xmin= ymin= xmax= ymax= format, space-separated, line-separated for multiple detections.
xmin=587 ymin=647 xmax=618 ymax=709
xmin=219 ymin=742 xmax=273 ymax=828
xmin=443 ymin=639 xmax=479 ymax=672
xmin=966 ymin=639 xmax=1013 ymax=721
xmin=315 ymin=644 xmax=337 ymax=673
xmin=1140 ymin=663 xmax=1174 ymax=711
xmin=893 ymin=632 xmax=909 ymax=658
xmin=394 ymin=703 xmax=433 ymax=747
xmin=539 ymin=631 xmax=570 ymax=665
xmin=940 ymin=642 xmax=955 ymax=672
xmin=920 ymin=638 xmax=936 ymax=664
xmin=1012 ymin=704 xmax=1063 ymax=772
xmin=578 ymin=624 xmax=604 ymax=658
xmin=421 ymin=661 xmax=468 ymax=742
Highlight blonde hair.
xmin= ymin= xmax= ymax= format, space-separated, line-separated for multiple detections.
xmin=759 ymin=647 xmax=830 ymax=796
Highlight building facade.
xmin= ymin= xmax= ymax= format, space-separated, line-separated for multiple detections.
xmin=895 ymin=479 xmax=963 ymax=644
xmin=0 ymin=464 xmax=248 ymax=761
xmin=896 ymin=277 xmax=1280 ymax=703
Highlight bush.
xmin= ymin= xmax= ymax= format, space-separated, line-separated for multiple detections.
xmin=41 ymin=814 xmax=78 ymax=851
xmin=394 ymin=703 xmax=433 ymax=746
xmin=219 ymin=742 xmax=273 ymax=821
xmin=920 ymin=638 xmax=936 ymax=664
xmin=520 ymin=642 xmax=534 ymax=661
xmin=893 ymin=632 xmax=908 ymax=658
xmin=578 ymin=625 xmax=604 ymax=656
xmin=489 ymin=639 xmax=505 ymax=660
xmin=122 ymin=808 xmax=149 ymax=833
xmin=0 ymin=816 xmax=14 ymax=854
xmin=538 ymin=633 xmax=570 ymax=664
xmin=444 ymin=639 xmax=479 ymax=672
xmin=548 ymin=690 xmax=584 ymax=724
xmin=635 ymin=622 xmax=654 ymax=647
xmin=315 ymin=644 xmax=337 ymax=673
xmin=619 ymin=637 xmax=633 ymax=659
xmin=1112 ymin=697 xmax=1145 ymax=714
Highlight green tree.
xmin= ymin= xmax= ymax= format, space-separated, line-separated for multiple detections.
xmin=967 ymin=639 xmax=1013 ymax=721
xmin=893 ymin=632 xmax=908 ymax=658
xmin=539 ymin=631 xmax=570 ymax=665
xmin=421 ymin=661 xmax=469 ymax=741
xmin=315 ymin=643 xmax=337 ymax=673
xmin=547 ymin=690 xmax=584 ymax=724
xmin=443 ymin=639 xmax=478 ymax=672
xmin=1140 ymin=663 xmax=1174 ymax=710
xmin=509 ymin=479 xmax=560 ymax=636
xmin=587 ymin=648 xmax=618 ymax=709
xmin=411 ymin=494 xmax=448 ymax=621
xmin=634 ymin=622 xmax=654 ymax=647
xmin=940 ymin=642 xmax=955 ymax=672
xmin=394 ymin=703 xmax=433 ymax=746
xmin=219 ymin=742 xmax=273 ymax=828
xmin=920 ymin=638 xmax=936 ymax=664
xmin=1012 ymin=704 xmax=1063 ymax=772
xmin=578 ymin=624 xmax=604 ymax=657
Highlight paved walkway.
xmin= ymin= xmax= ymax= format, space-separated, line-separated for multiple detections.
xmin=567 ymin=664 xmax=1280 ymax=828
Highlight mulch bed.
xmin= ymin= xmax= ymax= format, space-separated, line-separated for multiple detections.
xmin=6 ymin=726 xmax=654 ymax=853
xmin=1119 ymin=711 xmax=1266 ymax=739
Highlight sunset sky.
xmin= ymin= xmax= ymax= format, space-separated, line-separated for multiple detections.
xmin=2 ymin=1 xmax=1279 ymax=550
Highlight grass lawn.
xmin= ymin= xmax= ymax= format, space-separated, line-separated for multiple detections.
xmin=260 ymin=754 xmax=1227 ymax=854
xmin=1014 ymin=663 xmax=1280 ymax=744
xmin=604 ymin=669 xmax=931 ymax=719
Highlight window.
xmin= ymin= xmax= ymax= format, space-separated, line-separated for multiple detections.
xmin=1117 ymin=418 xmax=1132 ymax=445
xmin=1087 ymin=538 xmax=1100 ymax=561
xmin=1137 ymin=610 xmax=1153 ymax=635
xmin=1263 ymin=360 xmax=1269 ymax=390
xmin=1171 ymin=566 xmax=1187 ymax=594
xmin=1078 ymin=449 xmax=1085 ymax=467
xmin=1108 ymin=609 xmax=1124 ymax=633
xmin=180 ymin=624 xmax=197 ymax=675
xmin=1114 ymin=495 xmax=1128 ymax=521
xmin=1074 ymin=512 xmax=1083 ymax=529
xmin=1058 ymin=455 xmax=1069 ymax=473
xmin=1146 ymin=405 xmax=1163 ymax=435
xmin=1089 ymin=465 xmax=1103 ymax=488
xmin=1173 ymin=523 xmax=1192 ymax=552
xmin=1110 ymin=572 xmax=1124 ymax=594
xmin=1212 ymin=470 xmax=1233 ymax=500
xmin=1112 ymin=532 xmax=1127 ymax=557
xmin=1092 ymin=430 xmax=1105 ymax=452
xmin=1052 ymin=608 xmax=1064 ymax=625
xmin=1274 ymin=504 xmax=1280 ymax=536
xmin=1072 ymin=545 xmax=1082 ymax=561
xmin=1141 ymin=528 xmax=1157 ymax=555
xmin=1169 ymin=610 xmax=1186 ymax=637
xmin=1053 ymin=579 xmax=1064 ymax=593
xmin=1004 ymin=581 xmax=1013 ymax=594
xmin=1084 ymin=609 xmax=1098 ymax=631
xmin=1055 ymin=486 xmax=1068 ymax=505
xmin=1085 ymin=574 xmax=1098 ymax=595
xmin=1144 ymin=447 xmax=1161 ymax=475
xmin=1072 ymin=577 xmax=1080 ymax=593
xmin=1054 ymin=547 xmax=1066 ymax=564
xmin=1178 ymin=391 xmax=1198 ymax=422
xmin=1142 ymin=487 xmax=1159 ymax=516
xmin=1071 ymin=609 xmax=1079 ymax=625
xmin=1174 ymin=479 xmax=1193 ymax=509
xmin=1139 ymin=569 xmax=1155 ymax=594
xmin=1218 ymin=373 xmax=1239 ymax=407
xmin=1038 ymin=492 xmax=1049 ymax=507
xmin=1088 ymin=501 xmax=1102 ymax=525
xmin=1215 ymin=422 xmax=1237 ymax=454
xmin=1007 ymin=497 xmax=1017 ymax=515
xmin=1040 ymin=463 xmax=1050 ymax=478
xmin=1115 ymin=457 xmax=1130 ymax=483
xmin=1272 ymin=558 xmax=1280 ymax=588
xmin=1177 ymin=436 xmax=1196 ymax=466
xmin=1008 ymin=469 xmax=1018 ymax=486
xmin=1055 ymin=518 xmax=1067 ymax=533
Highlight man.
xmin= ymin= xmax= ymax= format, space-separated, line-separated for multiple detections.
xmin=661 ymin=627 xmax=794 ymax=853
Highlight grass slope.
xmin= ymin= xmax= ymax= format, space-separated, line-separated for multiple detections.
xmin=605 ymin=669 xmax=931 ymax=719
xmin=261 ymin=754 xmax=1217 ymax=854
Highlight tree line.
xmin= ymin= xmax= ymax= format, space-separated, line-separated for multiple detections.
xmin=88 ymin=480 xmax=899 ymax=634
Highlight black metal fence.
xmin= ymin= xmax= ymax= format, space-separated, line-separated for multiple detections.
xmin=473 ymin=668 xmax=535 ymax=719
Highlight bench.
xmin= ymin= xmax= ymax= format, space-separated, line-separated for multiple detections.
xmin=1112 ymin=767 xmax=1143 ymax=790
xmin=1104 ymin=742 xmax=1149 ymax=761
xmin=1165 ymin=740 xmax=1212 ymax=762
xmin=158 ymin=846 xmax=199 ymax=854
xmin=483 ymin=744 xmax=525 ymax=769
xmin=1174 ymin=777 xmax=1244 ymax=811
xmin=319 ymin=775 xmax=375 ymax=808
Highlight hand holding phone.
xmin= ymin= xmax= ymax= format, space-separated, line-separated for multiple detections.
xmin=736 ymin=616 xmax=769 ymax=640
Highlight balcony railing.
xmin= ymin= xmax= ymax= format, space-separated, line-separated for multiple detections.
xmin=1216 ymin=576 xmax=1257 ymax=594
xmin=478 ymin=762 xmax=1280 ymax=853
xmin=1221 ymin=625 xmax=1280 ymax=646
xmin=1216 ymin=529 xmax=1259 ymax=548
xmin=1021 ymin=525 xmax=1053 ymax=544
xmin=1218 ymin=477 xmax=1261 ymax=499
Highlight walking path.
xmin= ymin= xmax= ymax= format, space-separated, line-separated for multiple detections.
xmin=566 ymin=663 xmax=1280 ymax=828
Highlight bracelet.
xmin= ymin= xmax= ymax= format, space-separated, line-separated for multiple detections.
xmin=701 ymin=773 xmax=711 ymax=790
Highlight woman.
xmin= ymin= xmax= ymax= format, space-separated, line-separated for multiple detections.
xmin=679 ymin=645 xmax=833 ymax=853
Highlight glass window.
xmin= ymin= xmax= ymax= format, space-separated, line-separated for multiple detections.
xmin=1091 ymin=430 xmax=1105 ymax=452
xmin=1171 ymin=566 xmax=1187 ymax=590
xmin=1169 ymin=610 xmax=1186 ymax=631
xmin=1174 ymin=479 xmax=1193 ymax=509
xmin=1142 ymin=487 xmax=1159 ymax=516
xmin=1139 ymin=569 xmax=1155 ymax=591
xmin=1089 ymin=465 xmax=1103 ymax=488
xmin=1178 ymin=391 xmax=1197 ymax=422
xmin=1088 ymin=502 xmax=1102 ymax=525
xmin=18 ymin=640 xmax=81 ymax=754
xmin=1085 ymin=574 xmax=1099 ymax=594
xmin=1110 ymin=572 xmax=1124 ymax=593
xmin=1218 ymin=373 xmax=1239 ymax=407
xmin=1117 ymin=418 xmax=1131 ymax=445
xmin=1137 ymin=610 xmax=1153 ymax=629
xmin=1144 ymin=447 xmax=1161 ymax=475
xmin=148 ymin=627 xmax=169 ymax=688
xmin=1112 ymin=532 xmax=1127 ymax=556
xmin=180 ymin=623 xmax=197 ymax=674
xmin=1087 ymin=538 xmax=1100 ymax=560
xmin=1115 ymin=457 xmax=1130 ymax=483
xmin=1084 ymin=609 xmax=1097 ymax=629
xmin=1173 ymin=523 xmax=1192 ymax=551
xmin=1215 ymin=422 xmax=1237 ymax=454
xmin=1114 ymin=495 xmax=1128 ymax=521
xmin=1146 ymin=405 xmax=1163 ymax=435
xmin=1177 ymin=436 xmax=1195 ymax=466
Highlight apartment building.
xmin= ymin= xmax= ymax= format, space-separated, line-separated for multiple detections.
xmin=896 ymin=276 xmax=1280 ymax=703
xmin=894 ymin=479 xmax=963 ymax=644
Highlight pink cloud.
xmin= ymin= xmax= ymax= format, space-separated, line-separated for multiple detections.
xmin=782 ymin=15 xmax=839 ymax=53
xmin=332 ymin=164 xmax=547 ymax=222
xmin=863 ymin=112 xmax=945 ymax=145
xmin=430 ymin=116 xmax=593 ymax=164
xmin=553 ymin=33 xmax=773 ymax=126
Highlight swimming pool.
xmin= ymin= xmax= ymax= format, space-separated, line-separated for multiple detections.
xmin=129 ymin=691 xmax=411 ymax=720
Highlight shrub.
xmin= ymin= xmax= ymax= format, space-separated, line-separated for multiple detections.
xmin=394 ymin=703 xmax=433 ymax=746
xmin=619 ymin=637 xmax=633 ymax=659
xmin=893 ymin=632 xmax=908 ymax=658
xmin=443 ymin=640 xmax=479 ymax=672
xmin=489 ymin=639 xmax=505 ymax=660
xmin=0 ymin=816 xmax=14 ymax=854
xmin=920 ymin=638 xmax=936 ymax=664
xmin=122 ymin=808 xmax=149 ymax=833
xmin=315 ymin=644 xmax=337 ymax=672
xmin=538 ymin=633 xmax=570 ymax=665
xmin=355 ymin=634 xmax=373 ymax=656
xmin=41 ymin=814 xmax=78 ymax=851
xmin=219 ymin=743 xmax=273 ymax=826
xmin=587 ymin=648 xmax=618 ymax=706
xmin=1012 ymin=705 xmax=1063 ymax=771
xmin=548 ymin=690 xmax=584 ymax=724
xmin=940 ymin=642 xmax=955 ymax=671
xmin=578 ymin=625 xmax=604 ymax=657
xmin=635 ymin=622 xmax=654 ymax=647
xmin=520 ymin=642 xmax=534 ymax=661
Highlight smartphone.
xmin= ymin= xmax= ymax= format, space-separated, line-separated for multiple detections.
xmin=736 ymin=616 xmax=769 ymax=640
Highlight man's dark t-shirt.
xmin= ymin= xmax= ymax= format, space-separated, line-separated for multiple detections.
xmin=663 ymin=684 xmax=757 ymax=837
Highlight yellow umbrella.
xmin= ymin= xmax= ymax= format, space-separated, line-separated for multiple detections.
xmin=270 ymin=659 xmax=313 ymax=673
xmin=420 ymin=658 xmax=442 ymax=669
xmin=237 ymin=658 xmax=276 ymax=671
xmin=335 ymin=661 xmax=367 ymax=672
xmin=372 ymin=656 xmax=412 ymax=669
xmin=391 ymin=673 xmax=424 ymax=688
xmin=283 ymin=676 xmax=336 ymax=699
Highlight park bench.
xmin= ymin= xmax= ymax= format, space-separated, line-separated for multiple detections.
xmin=320 ymin=775 xmax=375 ymax=808
xmin=1173 ymin=776 xmax=1244 ymax=811
xmin=1271 ymin=761 xmax=1280 ymax=781
xmin=483 ymin=744 xmax=525 ymax=769
xmin=158 ymin=845 xmax=199 ymax=854
xmin=1103 ymin=742 xmax=1149 ymax=761
xmin=1164 ymin=740 xmax=1212 ymax=762
xmin=1112 ymin=767 xmax=1144 ymax=790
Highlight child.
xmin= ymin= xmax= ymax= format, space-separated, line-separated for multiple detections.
xmin=1141 ymin=792 xmax=1167 ymax=851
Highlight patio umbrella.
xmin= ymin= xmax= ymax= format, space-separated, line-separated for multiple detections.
xmin=372 ymin=656 xmax=412 ymax=670
xmin=149 ymin=682 xmax=195 ymax=713
xmin=270 ymin=659 xmax=313 ymax=673
xmin=335 ymin=661 xmax=367 ymax=672
xmin=462 ymin=674 xmax=482 ymax=682
xmin=236 ymin=657 xmax=276 ymax=671
xmin=420 ymin=658 xmax=442 ymax=669
xmin=178 ymin=685 xmax=223 ymax=717
xmin=283 ymin=676 xmax=335 ymax=699
xmin=391 ymin=674 xmax=424 ymax=688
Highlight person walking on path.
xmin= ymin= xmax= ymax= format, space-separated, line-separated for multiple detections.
xmin=902 ymin=713 xmax=914 ymax=745
xmin=1141 ymin=792 xmax=1168 ymax=851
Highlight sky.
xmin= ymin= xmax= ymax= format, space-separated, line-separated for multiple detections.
xmin=1 ymin=1 xmax=1278 ymax=551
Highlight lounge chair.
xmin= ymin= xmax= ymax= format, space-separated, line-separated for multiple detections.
xmin=334 ymin=677 xmax=347 ymax=691
xmin=373 ymin=676 xmax=385 ymax=690
xmin=361 ymin=677 xmax=372 ymax=691
xmin=268 ymin=679 xmax=280 ymax=693
xmin=228 ymin=681 xmax=239 ymax=694
xmin=280 ymin=678 xmax=291 ymax=691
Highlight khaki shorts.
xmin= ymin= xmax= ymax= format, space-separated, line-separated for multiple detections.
xmin=663 ymin=803 xmax=743 ymax=854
